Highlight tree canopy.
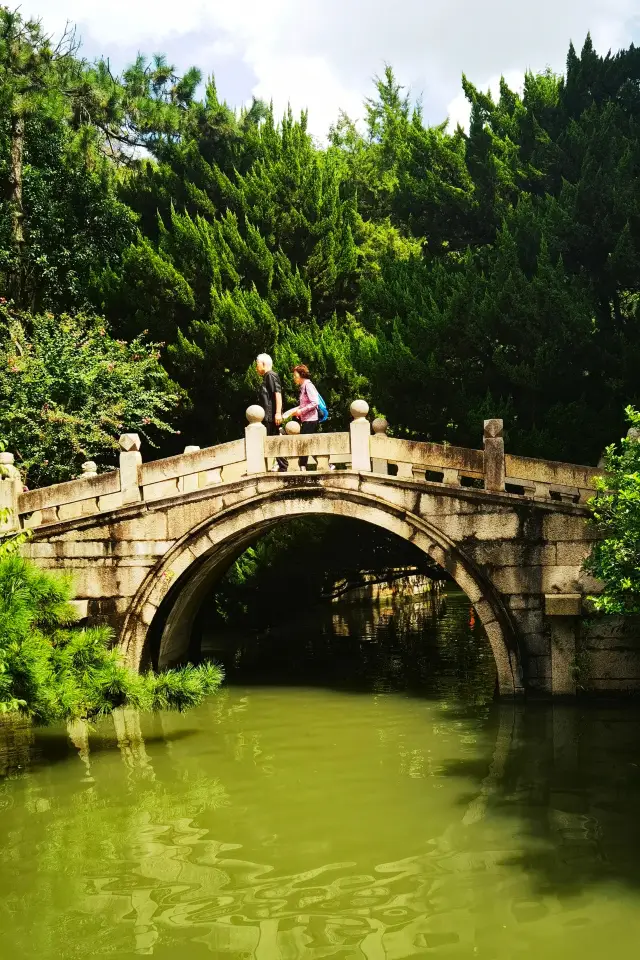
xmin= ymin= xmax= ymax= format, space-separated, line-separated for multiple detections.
xmin=1 ymin=10 xmax=639 ymax=470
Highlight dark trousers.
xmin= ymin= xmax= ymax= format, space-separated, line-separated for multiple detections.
xmin=265 ymin=420 xmax=288 ymax=471
xmin=300 ymin=420 xmax=319 ymax=468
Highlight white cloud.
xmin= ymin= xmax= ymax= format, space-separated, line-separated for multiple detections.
xmin=35 ymin=0 xmax=640 ymax=137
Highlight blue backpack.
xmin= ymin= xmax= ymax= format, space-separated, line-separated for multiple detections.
xmin=317 ymin=392 xmax=329 ymax=423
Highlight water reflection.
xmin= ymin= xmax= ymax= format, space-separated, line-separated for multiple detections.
xmin=203 ymin=589 xmax=497 ymax=701
xmin=1 ymin=597 xmax=640 ymax=957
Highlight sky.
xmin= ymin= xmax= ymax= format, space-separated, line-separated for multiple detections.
xmin=35 ymin=0 xmax=640 ymax=138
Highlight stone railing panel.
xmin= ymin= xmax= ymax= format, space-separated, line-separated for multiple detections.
xmin=19 ymin=469 xmax=120 ymax=516
xmin=265 ymin=432 xmax=350 ymax=459
xmin=265 ymin=432 xmax=351 ymax=472
xmin=505 ymin=454 xmax=600 ymax=502
xmin=370 ymin=435 xmax=484 ymax=476
xmin=139 ymin=439 xmax=246 ymax=488
xmin=505 ymin=454 xmax=600 ymax=490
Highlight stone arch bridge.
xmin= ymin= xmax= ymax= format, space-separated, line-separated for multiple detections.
xmin=1 ymin=402 xmax=631 ymax=697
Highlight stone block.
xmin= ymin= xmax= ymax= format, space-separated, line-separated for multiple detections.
xmin=485 ymin=565 xmax=543 ymax=595
xmin=318 ymin=472 xmax=360 ymax=493
xmin=110 ymin=540 xmax=171 ymax=558
xmin=519 ymin=633 xmax=550 ymax=657
xmin=556 ymin=541 xmax=593 ymax=565
xmin=542 ymin=566 xmax=601 ymax=594
xmin=220 ymin=460 xmax=246 ymax=483
xmin=418 ymin=492 xmax=505 ymax=516
xmin=98 ymin=492 xmax=123 ymax=512
xmin=67 ymin=565 xmax=149 ymax=599
xmin=549 ymin=619 xmax=577 ymax=695
xmin=58 ymin=500 xmax=87 ymax=522
xmin=200 ymin=468 xmax=221 ymax=486
xmin=584 ymin=678 xmax=640 ymax=692
xmin=57 ymin=541 xmax=107 ymax=559
xmin=111 ymin=513 xmax=167 ymax=544
xmin=430 ymin=512 xmax=520 ymax=542
xmin=544 ymin=593 xmax=582 ymax=616
xmin=509 ymin=608 xmax=546 ymax=635
xmin=358 ymin=478 xmax=418 ymax=513
xmin=165 ymin=498 xmax=221 ymax=540
xmin=179 ymin=472 xmax=199 ymax=494
xmin=141 ymin=602 xmax=158 ymax=626
xmin=469 ymin=542 xmax=556 ymax=567
xmin=22 ymin=542 xmax=56 ymax=559
xmin=143 ymin=478 xmax=180 ymax=502
xmin=588 ymin=651 xmax=640 ymax=681
xmin=68 ymin=599 xmax=89 ymax=620
xmin=506 ymin=594 xmax=543 ymax=611
xmin=543 ymin=513 xmax=597 ymax=542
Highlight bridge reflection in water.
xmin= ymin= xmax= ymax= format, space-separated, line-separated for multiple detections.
xmin=2 ymin=595 xmax=640 ymax=958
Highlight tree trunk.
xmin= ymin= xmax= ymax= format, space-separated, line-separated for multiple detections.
xmin=8 ymin=110 xmax=25 ymax=305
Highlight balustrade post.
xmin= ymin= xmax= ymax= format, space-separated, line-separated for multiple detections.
xmin=245 ymin=406 xmax=267 ymax=475
xmin=483 ymin=419 xmax=505 ymax=493
xmin=119 ymin=434 xmax=142 ymax=504
xmin=350 ymin=400 xmax=372 ymax=473
xmin=371 ymin=417 xmax=389 ymax=474
xmin=181 ymin=446 xmax=201 ymax=493
xmin=284 ymin=419 xmax=301 ymax=471
xmin=0 ymin=452 xmax=22 ymax=533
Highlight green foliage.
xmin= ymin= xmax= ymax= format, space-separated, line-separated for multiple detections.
xmin=0 ymin=553 xmax=223 ymax=724
xmin=0 ymin=305 xmax=181 ymax=485
xmin=1 ymin=20 xmax=640 ymax=465
xmin=584 ymin=407 xmax=640 ymax=613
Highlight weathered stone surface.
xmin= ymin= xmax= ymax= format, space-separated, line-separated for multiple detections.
xmin=143 ymin=478 xmax=180 ymax=502
xmin=14 ymin=427 xmax=622 ymax=696
xmin=543 ymin=513 xmax=598 ymax=542
xmin=556 ymin=541 xmax=593 ymax=565
xmin=506 ymin=454 xmax=600 ymax=489
xmin=119 ymin=433 xmax=141 ymax=453
xmin=545 ymin=593 xmax=582 ymax=616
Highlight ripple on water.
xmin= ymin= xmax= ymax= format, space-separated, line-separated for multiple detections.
xmin=1 ymin=593 xmax=640 ymax=957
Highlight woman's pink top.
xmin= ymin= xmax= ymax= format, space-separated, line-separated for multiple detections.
xmin=298 ymin=379 xmax=319 ymax=422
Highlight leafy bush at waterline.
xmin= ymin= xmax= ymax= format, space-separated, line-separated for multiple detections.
xmin=585 ymin=407 xmax=640 ymax=614
xmin=0 ymin=554 xmax=223 ymax=724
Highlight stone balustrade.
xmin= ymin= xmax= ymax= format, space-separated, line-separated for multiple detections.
xmin=0 ymin=402 xmax=602 ymax=533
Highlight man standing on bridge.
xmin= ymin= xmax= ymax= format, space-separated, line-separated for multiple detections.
xmin=256 ymin=353 xmax=287 ymax=472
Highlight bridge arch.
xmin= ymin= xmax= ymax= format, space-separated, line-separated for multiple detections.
xmin=119 ymin=480 xmax=522 ymax=695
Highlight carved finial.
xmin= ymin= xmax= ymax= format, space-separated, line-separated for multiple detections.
xmin=119 ymin=433 xmax=141 ymax=452
xmin=246 ymin=405 xmax=266 ymax=424
xmin=285 ymin=420 xmax=301 ymax=435
xmin=350 ymin=399 xmax=370 ymax=420
xmin=372 ymin=417 xmax=388 ymax=435
xmin=483 ymin=419 xmax=503 ymax=440
xmin=81 ymin=461 xmax=98 ymax=478
xmin=184 ymin=445 xmax=201 ymax=454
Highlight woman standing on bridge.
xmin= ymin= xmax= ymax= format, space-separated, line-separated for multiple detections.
xmin=287 ymin=364 xmax=319 ymax=470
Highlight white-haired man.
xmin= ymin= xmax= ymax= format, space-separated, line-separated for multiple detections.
xmin=256 ymin=353 xmax=287 ymax=471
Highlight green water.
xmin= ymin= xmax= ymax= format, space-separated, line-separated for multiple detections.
xmin=2 ymin=592 xmax=640 ymax=958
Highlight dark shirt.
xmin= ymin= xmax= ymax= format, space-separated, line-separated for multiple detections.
xmin=258 ymin=370 xmax=282 ymax=422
